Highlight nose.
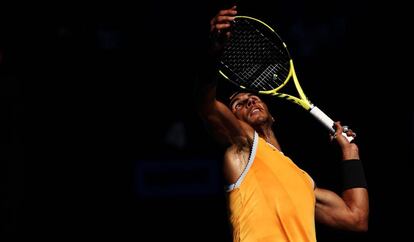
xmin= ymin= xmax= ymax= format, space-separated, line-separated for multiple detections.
xmin=247 ymin=97 xmax=256 ymax=107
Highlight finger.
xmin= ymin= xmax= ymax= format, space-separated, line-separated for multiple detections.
xmin=215 ymin=23 xmax=232 ymax=31
xmin=215 ymin=16 xmax=236 ymax=24
xmin=210 ymin=16 xmax=235 ymax=33
xmin=346 ymin=129 xmax=357 ymax=138
xmin=333 ymin=121 xmax=343 ymax=135
xmin=218 ymin=8 xmax=238 ymax=16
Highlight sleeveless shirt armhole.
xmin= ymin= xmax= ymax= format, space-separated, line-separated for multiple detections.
xmin=226 ymin=132 xmax=259 ymax=192
xmin=301 ymin=170 xmax=316 ymax=190
xmin=309 ymin=174 xmax=316 ymax=190
xmin=312 ymin=177 xmax=316 ymax=190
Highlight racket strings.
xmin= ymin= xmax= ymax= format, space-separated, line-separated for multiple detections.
xmin=220 ymin=18 xmax=290 ymax=91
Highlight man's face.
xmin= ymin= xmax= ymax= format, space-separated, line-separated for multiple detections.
xmin=229 ymin=92 xmax=271 ymax=125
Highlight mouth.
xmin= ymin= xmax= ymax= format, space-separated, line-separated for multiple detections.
xmin=249 ymin=107 xmax=262 ymax=117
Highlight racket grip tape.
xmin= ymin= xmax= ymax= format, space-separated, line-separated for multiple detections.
xmin=309 ymin=106 xmax=354 ymax=142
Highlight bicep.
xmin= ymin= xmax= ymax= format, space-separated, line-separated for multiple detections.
xmin=315 ymin=188 xmax=349 ymax=225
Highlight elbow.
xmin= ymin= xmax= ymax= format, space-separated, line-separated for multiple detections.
xmin=350 ymin=213 xmax=369 ymax=232
xmin=354 ymin=219 xmax=368 ymax=232
xmin=360 ymin=224 xmax=369 ymax=232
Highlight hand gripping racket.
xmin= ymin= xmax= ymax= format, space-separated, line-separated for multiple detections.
xmin=218 ymin=16 xmax=354 ymax=141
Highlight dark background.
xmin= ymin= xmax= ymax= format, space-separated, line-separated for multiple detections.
xmin=2 ymin=0 xmax=413 ymax=241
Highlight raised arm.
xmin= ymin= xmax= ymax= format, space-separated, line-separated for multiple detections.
xmin=195 ymin=6 xmax=253 ymax=146
xmin=315 ymin=122 xmax=369 ymax=231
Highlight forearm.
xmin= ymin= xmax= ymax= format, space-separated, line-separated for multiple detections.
xmin=194 ymin=43 xmax=221 ymax=110
xmin=341 ymin=187 xmax=369 ymax=229
xmin=315 ymin=157 xmax=369 ymax=231
xmin=338 ymin=158 xmax=369 ymax=229
xmin=196 ymin=5 xmax=236 ymax=114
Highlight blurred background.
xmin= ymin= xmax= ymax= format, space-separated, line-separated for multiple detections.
xmin=2 ymin=0 xmax=413 ymax=241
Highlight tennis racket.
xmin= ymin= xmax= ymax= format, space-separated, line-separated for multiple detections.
xmin=218 ymin=16 xmax=354 ymax=141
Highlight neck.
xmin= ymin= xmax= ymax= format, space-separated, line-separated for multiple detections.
xmin=255 ymin=127 xmax=281 ymax=151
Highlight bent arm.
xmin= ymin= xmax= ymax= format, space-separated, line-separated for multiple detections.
xmin=315 ymin=187 xmax=369 ymax=231
xmin=195 ymin=6 xmax=252 ymax=145
xmin=315 ymin=122 xmax=369 ymax=231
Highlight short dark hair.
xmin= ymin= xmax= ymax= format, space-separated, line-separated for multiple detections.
xmin=216 ymin=78 xmax=267 ymax=108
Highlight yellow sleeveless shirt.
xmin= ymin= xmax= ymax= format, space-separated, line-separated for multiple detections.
xmin=227 ymin=132 xmax=316 ymax=242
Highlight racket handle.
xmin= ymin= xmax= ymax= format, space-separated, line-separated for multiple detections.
xmin=309 ymin=106 xmax=354 ymax=142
